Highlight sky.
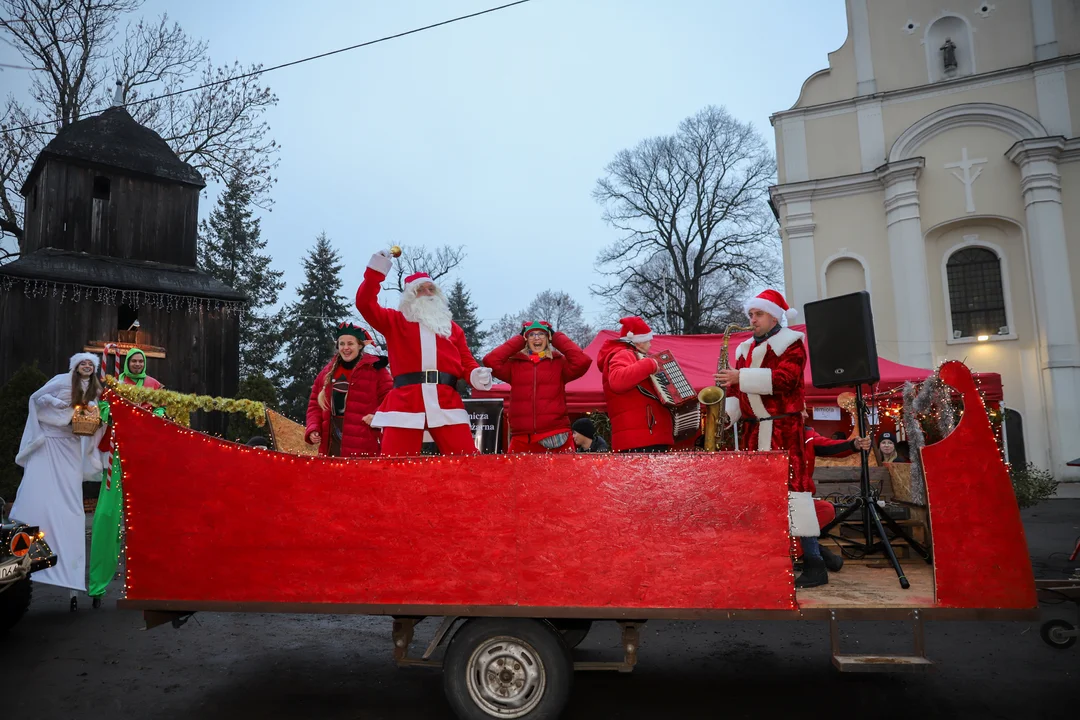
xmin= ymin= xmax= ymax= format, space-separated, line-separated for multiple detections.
xmin=2 ymin=0 xmax=848 ymax=332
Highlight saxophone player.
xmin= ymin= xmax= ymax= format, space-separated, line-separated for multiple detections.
xmin=715 ymin=289 xmax=827 ymax=588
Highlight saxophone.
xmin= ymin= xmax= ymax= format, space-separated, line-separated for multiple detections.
xmin=699 ymin=324 xmax=750 ymax=451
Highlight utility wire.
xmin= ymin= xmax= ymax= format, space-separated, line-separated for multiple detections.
xmin=2 ymin=0 xmax=536 ymax=134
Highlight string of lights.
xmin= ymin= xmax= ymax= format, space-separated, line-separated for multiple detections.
xmin=2 ymin=0 xmax=537 ymax=134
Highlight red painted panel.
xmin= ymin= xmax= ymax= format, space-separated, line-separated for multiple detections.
xmin=111 ymin=397 xmax=795 ymax=610
xmin=920 ymin=362 xmax=1037 ymax=609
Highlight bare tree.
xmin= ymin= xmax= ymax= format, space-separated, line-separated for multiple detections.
xmin=385 ymin=244 xmax=466 ymax=292
xmin=592 ymin=105 xmax=780 ymax=335
xmin=0 ymin=0 xmax=278 ymax=258
xmin=486 ymin=290 xmax=594 ymax=354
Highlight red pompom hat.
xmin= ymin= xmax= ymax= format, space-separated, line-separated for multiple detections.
xmin=403 ymin=271 xmax=434 ymax=292
xmin=744 ymin=289 xmax=797 ymax=324
xmin=618 ymin=316 xmax=653 ymax=343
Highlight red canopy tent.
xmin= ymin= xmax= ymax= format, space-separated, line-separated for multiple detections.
xmin=474 ymin=324 xmax=1003 ymax=412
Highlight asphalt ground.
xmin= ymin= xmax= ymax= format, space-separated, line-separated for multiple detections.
xmin=6 ymin=500 xmax=1078 ymax=720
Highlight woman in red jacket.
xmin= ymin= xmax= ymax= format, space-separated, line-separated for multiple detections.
xmin=483 ymin=320 xmax=592 ymax=453
xmin=306 ymin=323 xmax=393 ymax=457
xmin=597 ymin=316 xmax=673 ymax=453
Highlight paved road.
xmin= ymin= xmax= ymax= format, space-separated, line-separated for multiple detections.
xmin=8 ymin=502 xmax=1078 ymax=720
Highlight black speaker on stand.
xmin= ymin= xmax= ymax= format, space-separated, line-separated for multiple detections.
xmin=804 ymin=291 xmax=930 ymax=590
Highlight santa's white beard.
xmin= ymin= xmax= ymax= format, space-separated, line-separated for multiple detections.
xmin=400 ymin=292 xmax=453 ymax=337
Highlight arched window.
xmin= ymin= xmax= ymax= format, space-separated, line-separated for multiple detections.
xmin=946 ymin=247 xmax=1006 ymax=338
xmin=925 ymin=15 xmax=975 ymax=83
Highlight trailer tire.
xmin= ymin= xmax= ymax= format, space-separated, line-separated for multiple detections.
xmin=1040 ymin=619 xmax=1076 ymax=650
xmin=548 ymin=619 xmax=592 ymax=649
xmin=0 ymin=577 xmax=32 ymax=634
xmin=443 ymin=618 xmax=573 ymax=720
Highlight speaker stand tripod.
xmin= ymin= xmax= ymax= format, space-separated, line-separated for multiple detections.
xmin=819 ymin=386 xmax=932 ymax=590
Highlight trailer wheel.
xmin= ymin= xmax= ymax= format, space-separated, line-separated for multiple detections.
xmin=443 ymin=618 xmax=573 ymax=720
xmin=0 ymin=577 xmax=32 ymax=634
xmin=1040 ymin=619 xmax=1076 ymax=650
xmin=548 ymin=619 xmax=593 ymax=649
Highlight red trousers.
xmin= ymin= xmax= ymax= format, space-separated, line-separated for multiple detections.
xmin=381 ymin=424 xmax=477 ymax=457
xmin=509 ymin=432 xmax=575 ymax=454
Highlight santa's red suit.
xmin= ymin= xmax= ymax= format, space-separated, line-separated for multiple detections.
xmin=356 ymin=252 xmax=490 ymax=456
xmin=724 ymin=290 xmax=817 ymax=538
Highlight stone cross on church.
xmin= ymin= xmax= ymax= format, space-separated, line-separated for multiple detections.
xmin=945 ymin=147 xmax=988 ymax=214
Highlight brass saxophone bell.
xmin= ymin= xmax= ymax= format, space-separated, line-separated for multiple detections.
xmin=698 ymin=385 xmax=724 ymax=405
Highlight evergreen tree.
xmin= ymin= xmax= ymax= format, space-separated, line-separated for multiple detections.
xmin=447 ymin=279 xmax=487 ymax=352
xmin=0 ymin=363 xmax=48 ymax=502
xmin=227 ymin=373 xmax=279 ymax=442
xmin=279 ymin=233 xmax=352 ymax=419
xmin=198 ymin=165 xmax=286 ymax=381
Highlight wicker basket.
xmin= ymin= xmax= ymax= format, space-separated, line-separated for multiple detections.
xmin=71 ymin=405 xmax=102 ymax=436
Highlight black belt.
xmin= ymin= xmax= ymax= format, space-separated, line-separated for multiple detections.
xmin=393 ymin=370 xmax=459 ymax=388
xmin=744 ymin=411 xmax=801 ymax=423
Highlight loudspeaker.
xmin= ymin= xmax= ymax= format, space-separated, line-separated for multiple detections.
xmin=804 ymin=291 xmax=880 ymax=388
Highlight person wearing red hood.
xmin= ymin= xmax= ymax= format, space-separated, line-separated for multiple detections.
xmin=715 ymin=289 xmax=824 ymax=586
xmin=597 ymin=316 xmax=674 ymax=453
xmin=482 ymin=320 xmax=592 ymax=453
xmin=305 ymin=322 xmax=393 ymax=457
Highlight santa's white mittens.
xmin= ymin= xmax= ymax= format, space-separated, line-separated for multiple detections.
xmin=724 ymin=395 xmax=741 ymax=424
xmin=471 ymin=367 xmax=493 ymax=391
xmin=738 ymin=368 xmax=773 ymax=395
xmin=368 ymin=250 xmax=392 ymax=275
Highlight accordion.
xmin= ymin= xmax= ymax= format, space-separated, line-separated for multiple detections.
xmin=638 ymin=349 xmax=701 ymax=443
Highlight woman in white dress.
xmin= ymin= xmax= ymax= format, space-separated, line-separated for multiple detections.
xmin=10 ymin=352 xmax=105 ymax=611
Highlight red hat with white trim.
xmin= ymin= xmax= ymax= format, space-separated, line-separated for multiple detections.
xmin=618 ymin=316 xmax=653 ymax=343
xmin=404 ymin=271 xmax=435 ymax=292
xmin=744 ymin=289 xmax=797 ymax=324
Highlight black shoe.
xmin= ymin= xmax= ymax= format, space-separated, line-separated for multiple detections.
xmin=795 ymin=555 xmax=829 ymax=588
xmin=92 ymin=596 xmax=102 ymax=609
xmin=70 ymin=596 xmax=78 ymax=612
xmin=821 ymin=546 xmax=844 ymax=573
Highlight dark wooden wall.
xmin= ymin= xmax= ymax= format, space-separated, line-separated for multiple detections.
xmin=22 ymin=160 xmax=200 ymax=267
xmin=0 ymin=292 xmax=239 ymax=414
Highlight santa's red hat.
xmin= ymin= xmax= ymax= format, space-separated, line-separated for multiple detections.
xmin=618 ymin=316 xmax=653 ymax=343
xmin=744 ymin=289 xmax=797 ymax=324
xmin=404 ymin=271 xmax=435 ymax=292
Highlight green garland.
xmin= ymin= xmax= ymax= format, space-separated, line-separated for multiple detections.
xmin=104 ymin=376 xmax=266 ymax=427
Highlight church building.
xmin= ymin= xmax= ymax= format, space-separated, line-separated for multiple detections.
xmin=769 ymin=0 xmax=1079 ymax=479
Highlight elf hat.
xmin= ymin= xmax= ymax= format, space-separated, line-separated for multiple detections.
xmin=521 ymin=320 xmax=553 ymax=337
xmin=404 ymin=271 xmax=435 ymax=292
xmin=744 ymin=289 xmax=797 ymax=324
xmin=69 ymin=352 xmax=100 ymax=372
xmin=335 ymin=322 xmax=370 ymax=342
xmin=618 ymin=316 xmax=653 ymax=343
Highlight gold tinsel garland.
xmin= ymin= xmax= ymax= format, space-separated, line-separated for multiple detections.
xmin=104 ymin=376 xmax=266 ymax=427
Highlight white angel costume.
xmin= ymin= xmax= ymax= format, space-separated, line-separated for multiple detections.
xmin=9 ymin=353 xmax=105 ymax=591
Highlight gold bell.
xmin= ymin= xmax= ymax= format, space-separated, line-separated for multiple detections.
xmin=389 ymin=245 xmax=403 ymax=258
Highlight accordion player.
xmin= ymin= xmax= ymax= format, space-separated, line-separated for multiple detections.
xmin=635 ymin=349 xmax=701 ymax=443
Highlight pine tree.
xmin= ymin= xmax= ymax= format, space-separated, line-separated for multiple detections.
xmin=447 ymin=279 xmax=487 ymax=352
xmin=198 ymin=165 xmax=286 ymax=381
xmin=279 ymin=233 xmax=352 ymax=419
xmin=227 ymin=373 xmax=279 ymax=442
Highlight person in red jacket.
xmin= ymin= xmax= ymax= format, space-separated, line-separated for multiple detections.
xmin=597 ymin=316 xmax=674 ymax=453
xmin=483 ymin=320 xmax=592 ymax=453
xmin=306 ymin=322 xmax=393 ymax=457
xmin=802 ymin=411 xmax=872 ymax=577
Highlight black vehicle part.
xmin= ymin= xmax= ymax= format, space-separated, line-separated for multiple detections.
xmin=0 ymin=577 xmax=32 ymax=633
xmin=443 ymin=618 xmax=573 ymax=720
xmin=547 ymin=619 xmax=593 ymax=649
xmin=1040 ymin=619 xmax=1076 ymax=650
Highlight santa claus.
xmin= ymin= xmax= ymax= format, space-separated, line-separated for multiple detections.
xmin=715 ymin=289 xmax=823 ymax=587
xmin=356 ymin=250 xmax=492 ymax=456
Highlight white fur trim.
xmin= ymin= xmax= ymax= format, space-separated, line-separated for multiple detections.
xmin=368 ymin=251 xmax=393 ymax=275
xmin=756 ymin=419 xmax=773 ymax=451
xmin=69 ymin=352 xmax=100 ymax=371
xmin=739 ymin=368 xmax=772 ymax=395
xmin=372 ymin=410 xmax=426 ymax=429
xmin=735 ymin=338 xmax=753 ymax=361
xmin=625 ymin=331 xmax=653 ymax=343
xmin=405 ymin=275 xmax=434 ymax=291
xmin=766 ymin=327 xmax=804 ymax=356
xmin=786 ymin=308 xmax=798 ymax=322
xmin=744 ymin=297 xmax=787 ymax=322
xmin=789 ymin=491 xmax=820 ymax=537
xmin=423 ymin=431 xmax=434 ymax=443
xmin=724 ymin=395 xmax=741 ymax=425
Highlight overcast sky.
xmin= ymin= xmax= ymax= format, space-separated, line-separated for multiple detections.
xmin=3 ymin=0 xmax=847 ymax=331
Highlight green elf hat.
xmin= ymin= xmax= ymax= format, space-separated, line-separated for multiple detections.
xmin=335 ymin=322 xmax=370 ymax=342
xmin=521 ymin=320 xmax=553 ymax=337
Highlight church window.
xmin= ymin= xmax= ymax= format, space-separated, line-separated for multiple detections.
xmin=946 ymin=247 xmax=1006 ymax=339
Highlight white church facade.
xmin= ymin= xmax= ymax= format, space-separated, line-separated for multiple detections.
xmin=769 ymin=0 xmax=1080 ymax=479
